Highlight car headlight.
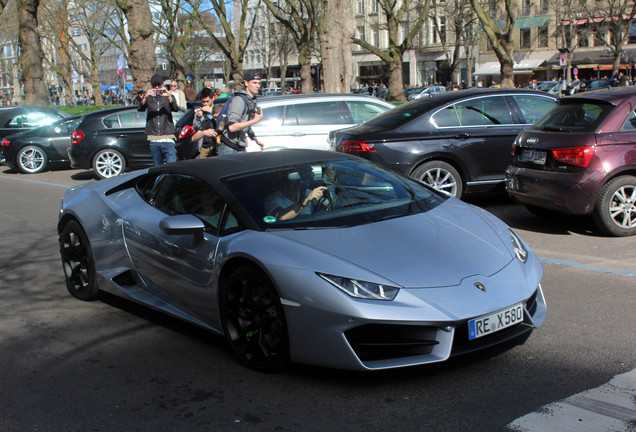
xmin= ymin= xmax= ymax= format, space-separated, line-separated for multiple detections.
xmin=317 ymin=273 xmax=400 ymax=301
xmin=509 ymin=229 xmax=528 ymax=263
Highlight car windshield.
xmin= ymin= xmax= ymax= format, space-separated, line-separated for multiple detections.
xmin=223 ymin=158 xmax=447 ymax=230
xmin=533 ymin=100 xmax=614 ymax=132
xmin=363 ymin=100 xmax=437 ymax=129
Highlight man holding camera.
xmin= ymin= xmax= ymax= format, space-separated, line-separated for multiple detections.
xmin=138 ymin=74 xmax=179 ymax=165
xmin=218 ymin=70 xmax=265 ymax=155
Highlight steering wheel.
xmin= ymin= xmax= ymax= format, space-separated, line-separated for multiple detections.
xmin=312 ymin=189 xmax=334 ymax=214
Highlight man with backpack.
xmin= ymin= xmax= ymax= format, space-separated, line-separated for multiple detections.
xmin=217 ymin=71 xmax=264 ymax=154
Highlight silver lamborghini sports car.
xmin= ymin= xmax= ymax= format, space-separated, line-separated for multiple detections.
xmin=58 ymin=149 xmax=547 ymax=371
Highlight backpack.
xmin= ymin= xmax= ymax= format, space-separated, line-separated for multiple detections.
xmin=215 ymin=93 xmax=249 ymax=135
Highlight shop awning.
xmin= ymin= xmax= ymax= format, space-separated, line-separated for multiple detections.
xmin=473 ymin=58 xmax=547 ymax=75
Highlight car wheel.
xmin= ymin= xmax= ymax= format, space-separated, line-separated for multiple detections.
xmin=221 ymin=265 xmax=290 ymax=372
xmin=93 ymin=149 xmax=125 ymax=179
xmin=59 ymin=220 xmax=99 ymax=301
xmin=412 ymin=161 xmax=463 ymax=198
xmin=16 ymin=145 xmax=47 ymax=174
xmin=592 ymin=175 xmax=636 ymax=237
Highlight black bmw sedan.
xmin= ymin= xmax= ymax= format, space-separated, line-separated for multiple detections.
xmin=329 ymin=89 xmax=557 ymax=198
xmin=68 ymin=106 xmax=195 ymax=179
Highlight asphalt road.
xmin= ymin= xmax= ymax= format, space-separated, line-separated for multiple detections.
xmin=1 ymin=167 xmax=634 ymax=432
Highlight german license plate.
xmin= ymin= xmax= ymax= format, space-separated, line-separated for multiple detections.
xmin=520 ymin=149 xmax=546 ymax=165
xmin=468 ymin=303 xmax=524 ymax=340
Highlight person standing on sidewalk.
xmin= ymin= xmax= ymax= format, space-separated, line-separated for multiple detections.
xmin=218 ymin=70 xmax=264 ymax=154
xmin=138 ymin=74 xmax=179 ymax=165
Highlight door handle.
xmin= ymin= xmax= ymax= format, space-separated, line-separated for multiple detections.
xmin=456 ymin=133 xmax=470 ymax=139
xmin=291 ymin=132 xmax=305 ymax=137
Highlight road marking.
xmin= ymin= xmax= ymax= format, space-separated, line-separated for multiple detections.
xmin=508 ymin=368 xmax=636 ymax=432
xmin=540 ymin=257 xmax=636 ymax=277
xmin=0 ymin=174 xmax=72 ymax=189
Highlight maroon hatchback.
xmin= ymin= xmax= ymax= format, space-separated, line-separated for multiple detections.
xmin=506 ymin=87 xmax=636 ymax=236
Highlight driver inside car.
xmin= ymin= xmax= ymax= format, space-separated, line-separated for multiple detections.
xmin=264 ymin=166 xmax=328 ymax=221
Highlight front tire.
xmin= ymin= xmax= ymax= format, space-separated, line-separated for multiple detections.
xmin=221 ymin=265 xmax=290 ymax=372
xmin=59 ymin=220 xmax=99 ymax=301
xmin=411 ymin=161 xmax=463 ymax=198
xmin=93 ymin=149 xmax=125 ymax=179
xmin=593 ymin=175 xmax=636 ymax=236
xmin=17 ymin=145 xmax=47 ymax=174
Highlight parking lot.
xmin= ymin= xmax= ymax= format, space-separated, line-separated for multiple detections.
xmin=1 ymin=166 xmax=635 ymax=432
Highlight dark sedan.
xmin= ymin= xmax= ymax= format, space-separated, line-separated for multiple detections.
xmin=0 ymin=105 xmax=68 ymax=139
xmin=329 ymin=89 xmax=557 ymax=198
xmin=506 ymin=87 xmax=636 ymax=236
xmin=1 ymin=116 xmax=82 ymax=174
xmin=69 ymin=106 xmax=194 ymax=179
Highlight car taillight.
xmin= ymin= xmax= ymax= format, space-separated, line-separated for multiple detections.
xmin=511 ymin=143 xmax=519 ymax=156
xmin=340 ymin=139 xmax=376 ymax=152
xmin=178 ymin=124 xmax=195 ymax=139
xmin=551 ymin=146 xmax=595 ymax=168
xmin=71 ymin=130 xmax=85 ymax=145
xmin=1 ymin=139 xmax=9 ymax=147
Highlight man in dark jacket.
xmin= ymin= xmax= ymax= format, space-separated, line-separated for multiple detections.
xmin=138 ymin=74 xmax=179 ymax=165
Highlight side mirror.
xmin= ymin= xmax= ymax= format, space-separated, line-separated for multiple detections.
xmin=159 ymin=214 xmax=204 ymax=245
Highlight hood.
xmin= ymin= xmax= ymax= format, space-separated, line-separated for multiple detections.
xmin=270 ymin=200 xmax=513 ymax=288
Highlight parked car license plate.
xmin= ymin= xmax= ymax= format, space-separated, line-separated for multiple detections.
xmin=520 ymin=149 xmax=547 ymax=165
xmin=468 ymin=303 xmax=524 ymax=340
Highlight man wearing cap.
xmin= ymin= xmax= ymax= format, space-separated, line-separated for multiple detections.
xmin=138 ymin=74 xmax=179 ymax=165
xmin=218 ymin=70 xmax=264 ymax=154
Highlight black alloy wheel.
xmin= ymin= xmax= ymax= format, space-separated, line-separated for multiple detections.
xmin=221 ymin=265 xmax=290 ymax=372
xmin=59 ymin=220 xmax=99 ymax=301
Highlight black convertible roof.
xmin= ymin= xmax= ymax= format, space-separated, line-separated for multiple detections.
xmin=149 ymin=149 xmax=355 ymax=181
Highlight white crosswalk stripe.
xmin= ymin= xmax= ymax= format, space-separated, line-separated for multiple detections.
xmin=508 ymin=368 xmax=636 ymax=432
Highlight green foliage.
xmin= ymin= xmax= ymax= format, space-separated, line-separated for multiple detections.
xmin=57 ymin=105 xmax=125 ymax=115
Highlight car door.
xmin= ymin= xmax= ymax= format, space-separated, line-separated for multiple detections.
xmin=253 ymin=100 xmax=348 ymax=150
xmin=122 ymin=173 xmax=238 ymax=323
xmin=106 ymin=110 xmax=150 ymax=165
xmin=47 ymin=120 xmax=77 ymax=159
xmin=437 ymin=95 xmax=524 ymax=185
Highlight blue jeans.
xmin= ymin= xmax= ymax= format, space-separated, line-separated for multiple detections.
xmin=218 ymin=142 xmax=245 ymax=155
xmin=149 ymin=140 xmax=177 ymax=165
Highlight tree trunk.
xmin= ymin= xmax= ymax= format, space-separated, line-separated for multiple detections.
xmin=17 ymin=0 xmax=48 ymax=106
xmin=116 ymin=0 xmax=156 ymax=91
xmin=298 ymin=44 xmax=313 ymax=94
xmin=320 ymin=0 xmax=353 ymax=93
xmin=90 ymin=64 xmax=104 ymax=105
xmin=387 ymin=50 xmax=404 ymax=100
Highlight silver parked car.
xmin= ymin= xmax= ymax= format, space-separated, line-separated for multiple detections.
xmin=58 ymin=150 xmax=546 ymax=371
xmin=247 ymin=94 xmax=394 ymax=151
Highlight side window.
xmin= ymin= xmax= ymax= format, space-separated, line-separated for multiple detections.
xmin=345 ymin=101 xmax=388 ymax=123
xmin=431 ymin=106 xmax=460 ymax=127
xmin=102 ymin=114 xmax=121 ymax=129
xmin=118 ymin=111 xmax=146 ymax=128
xmin=454 ymin=96 xmax=513 ymax=126
xmin=283 ymin=105 xmax=297 ymax=126
xmin=151 ymin=174 xmax=225 ymax=233
xmin=257 ymin=105 xmax=284 ymax=128
xmin=292 ymin=102 xmax=344 ymax=125
xmin=512 ymin=95 xmax=557 ymax=124
xmin=8 ymin=112 xmax=59 ymax=128
xmin=621 ymin=109 xmax=636 ymax=131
